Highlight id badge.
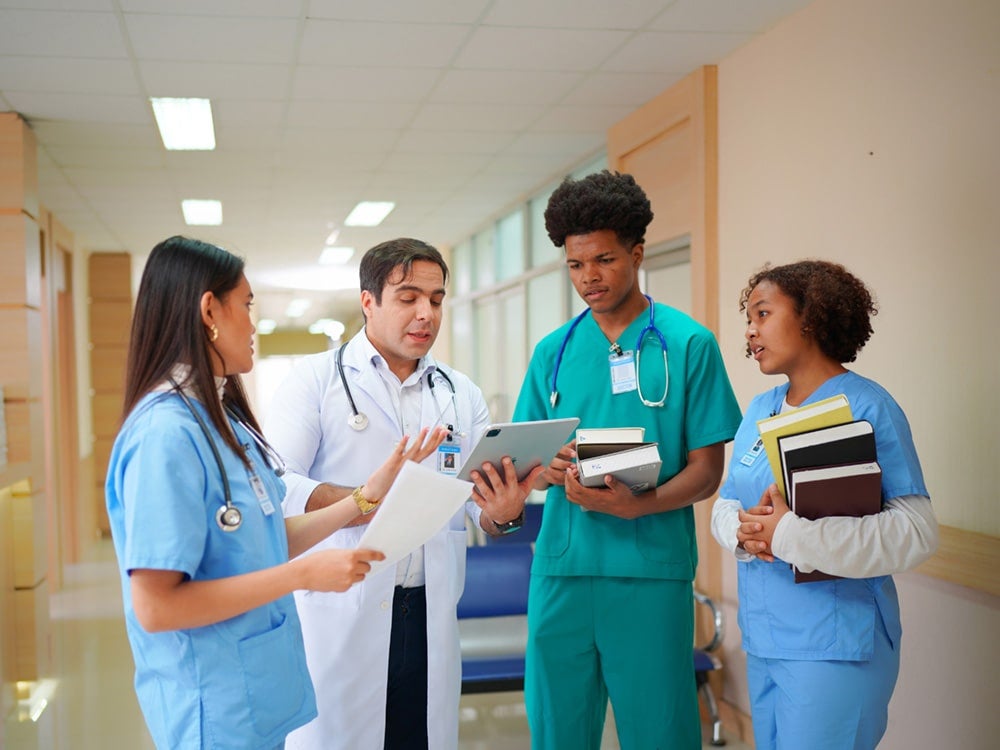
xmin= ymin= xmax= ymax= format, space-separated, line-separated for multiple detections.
xmin=609 ymin=350 xmax=638 ymax=395
xmin=740 ymin=438 xmax=765 ymax=467
xmin=437 ymin=443 xmax=461 ymax=476
xmin=249 ymin=471 xmax=276 ymax=515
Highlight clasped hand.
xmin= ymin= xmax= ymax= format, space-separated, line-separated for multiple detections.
xmin=736 ymin=483 xmax=790 ymax=562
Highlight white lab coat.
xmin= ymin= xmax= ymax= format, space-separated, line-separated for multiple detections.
xmin=264 ymin=330 xmax=489 ymax=750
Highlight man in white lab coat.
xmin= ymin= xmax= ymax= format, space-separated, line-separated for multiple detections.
xmin=265 ymin=238 xmax=541 ymax=750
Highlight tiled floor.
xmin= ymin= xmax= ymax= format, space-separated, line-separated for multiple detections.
xmin=4 ymin=540 xmax=750 ymax=749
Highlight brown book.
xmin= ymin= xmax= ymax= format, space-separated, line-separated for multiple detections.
xmin=788 ymin=461 xmax=882 ymax=583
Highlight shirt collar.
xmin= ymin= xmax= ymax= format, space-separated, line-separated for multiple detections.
xmin=354 ymin=328 xmax=439 ymax=387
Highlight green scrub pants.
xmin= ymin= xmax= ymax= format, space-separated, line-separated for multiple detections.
xmin=525 ymin=574 xmax=700 ymax=750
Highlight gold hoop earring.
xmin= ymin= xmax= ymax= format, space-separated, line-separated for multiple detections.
xmin=209 ymin=324 xmax=219 ymax=342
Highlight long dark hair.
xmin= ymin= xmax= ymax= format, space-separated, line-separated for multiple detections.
xmin=122 ymin=235 xmax=260 ymax=465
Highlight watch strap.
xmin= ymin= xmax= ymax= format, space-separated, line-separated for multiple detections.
xmin=492 ymin=509 xmax=525 ymax=535
xmin=352 ymin=485 xmax=380 ymax=515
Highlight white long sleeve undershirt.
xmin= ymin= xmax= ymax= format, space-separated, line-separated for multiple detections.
xmin=711 ymin=494 xmax=939 ymax=578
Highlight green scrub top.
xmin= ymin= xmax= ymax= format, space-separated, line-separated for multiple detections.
xmin=513 ymin=302 xmax=742 ymax=581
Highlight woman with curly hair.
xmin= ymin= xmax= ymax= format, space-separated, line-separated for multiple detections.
xmin=711 ymin=260 xmax=939 ymax=750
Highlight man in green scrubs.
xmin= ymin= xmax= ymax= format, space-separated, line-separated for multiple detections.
xmin=513 ymin=170 xmax=741 ymax=749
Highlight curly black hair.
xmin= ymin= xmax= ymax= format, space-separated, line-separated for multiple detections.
xmin=544 ymin=170 xmax=654 ymax=248
xmin=739 ymin=260 xmax=879 ymax=363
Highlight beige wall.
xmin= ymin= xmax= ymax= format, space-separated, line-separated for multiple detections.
xmin=715 ymin=0 xmax=1000 ymax=745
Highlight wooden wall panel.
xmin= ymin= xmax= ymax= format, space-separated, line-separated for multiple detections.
xmin=0 ymin=308 xmax=42 ymax=401
xmin=89 ymin=300 xmax=132 ymax=348
xmin=0 ymin=214 xmax=41 ymax=308
xmin=90 ymin=346 xmax=127 ymax=393
xmin=0 ymin=112 xmax=38 ymax=219
xmin=88 ymin=253 xmax=132 ymax=537
xmin=11 ymin=489 xmax=46 ymax=589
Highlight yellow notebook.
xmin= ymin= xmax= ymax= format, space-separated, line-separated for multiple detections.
xmin=756 ymin=394 xmax=853 ymax=498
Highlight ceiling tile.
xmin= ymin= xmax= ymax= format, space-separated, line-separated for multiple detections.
xmin=285 ymin=99 xmax=419 ymax=129
xmin=394 ymin=129 xmax=515 ymax=155
xmin=0 ymin=9 xmax=126 ymax=57
xmin=300 ymin=19 xmax=470 ymax=68
xmin=562 ymin=71 xmax=679 ymax=106
xmin=5 ymin=91 xmax=150 ymax=123
xmin=306 ymin=0 xmax=490 ymax=24
xmin=125 ymin=14 xmax=299 ymax=63
xmin=602 ymin=30 xmax=753 ymax=72
xmin=0 ymin=1 xmax=112 ymax=9
xmin=430 ymin=69 xmax=581 ymax=105
xmin=291 ymin=66 xmax=441 ymax=103
xmin=0 ymin=57 xmax=138 ymax=95
xmin=454 ymin=26 xmax=630 ymax=71
xmin=31 ymin=120 xmax=159 ymax=148
xmin=139 ymin=61 xmax=291 ymax=99
xmin=649 ymin=0 xmax=815 ymax=33
xmin=278 ymin=127 xmax=401 ymax=154
xmin=531 ymin=104 xmax=635 ymax=133
xmin=503 ymin=131 xmax=604 ymax=157
xmin=483 ymin=0 xmax=666 ymax=30
xmin=410 ymin=102 xmax=543 ymax=132
xmin=120 ymin=0 xmax=300 ymax=16
xmin=45 ymin=145 xmax=164 ymax=168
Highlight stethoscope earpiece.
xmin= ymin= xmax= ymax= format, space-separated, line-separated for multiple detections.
xmin=216 ymin=503 xmax=242 ymax=532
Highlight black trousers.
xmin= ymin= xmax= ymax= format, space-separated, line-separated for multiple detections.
xmin=385 ymin=585 xmax=428 ymax=750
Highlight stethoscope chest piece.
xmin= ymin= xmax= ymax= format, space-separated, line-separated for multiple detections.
xmin=347 ymin=412 xmax=369 ymax=431
xmin=216 ymin=504 xmax=242 ymax=532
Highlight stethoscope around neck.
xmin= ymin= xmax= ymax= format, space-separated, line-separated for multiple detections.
xmin=336 ymin=339 xmax=458 ymax=433
xmin=170 ymin=379 xmax=285 ymax=533
xmin=549 ymin=294 xmax=669 ymax=408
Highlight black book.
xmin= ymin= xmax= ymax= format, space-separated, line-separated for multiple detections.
xmin=777 ymin=419 xmax=877 ymax=500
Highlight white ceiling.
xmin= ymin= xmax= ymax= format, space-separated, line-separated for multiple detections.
xmin=0 ymin=0 xmax=813 ymax=328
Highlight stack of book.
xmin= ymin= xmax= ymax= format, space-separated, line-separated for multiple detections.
xmin=756 ymin=395 xmax=882 ymax=583
xmin=575 ymin=427 xmax=661 ymax=493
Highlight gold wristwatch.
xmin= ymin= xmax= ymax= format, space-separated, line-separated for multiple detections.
xmin=352 ymin=485 xmax=380 ymax=515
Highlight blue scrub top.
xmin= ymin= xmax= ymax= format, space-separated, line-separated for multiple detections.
xmin=105 ymin=392 xmax=317 ymax=749
xmin=514 ymin=302 xmax=742 ymax=580
xmin=720 ymin=371 xmax=928 ymax=661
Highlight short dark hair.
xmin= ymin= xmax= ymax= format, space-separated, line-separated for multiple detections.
xmin=359 ymin=238 xmax=449 ymax=306
xmin=544 ymin=170 xmax=654 ymax=248
xmin=740 ymin=260 xmax=879 ymax=363
xmin=123 ymin=235 xmax=259 ymax=464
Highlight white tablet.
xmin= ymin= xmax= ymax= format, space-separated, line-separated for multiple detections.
xmin=457 ymin=418 xmax=580 ymax=483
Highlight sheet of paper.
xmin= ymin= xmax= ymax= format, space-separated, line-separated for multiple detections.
xmin=356 ymin=460 xmax=473 ymax=577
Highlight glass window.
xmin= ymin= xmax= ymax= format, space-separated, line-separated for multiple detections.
xmin=529 ymin=189 xmax=560 ymax=265
xmin=527 ymin=270 xmax=566 ymax=350
xmin=499 ymin=288 xmax=525 ymax=421
xmin=449 ymin=301 xmax=474 ymax=376
xmin=452 ymin=241 xmax=473 ymax=296
xmin=495 ymin=210 xmax=525 ymax=281
xmin=571 ymin=153 xmax=608 ymax=179
xmin=473 ymin=227 xmax=496 ymax=289
xmin=474 ymin=297 xmax=500 ymax=408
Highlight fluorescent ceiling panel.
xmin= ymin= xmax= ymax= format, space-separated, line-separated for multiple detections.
xmin=344 ymin=201 xmax=395 ymax=227
xmin=151 ymin=97 xmax=216 ymax=150
xmin=181 ymin=199 xmax=223 ymax=225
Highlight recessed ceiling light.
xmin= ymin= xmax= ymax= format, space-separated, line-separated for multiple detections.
xmin=344 ymin=201 xmax=395 ymax=227
xmin=319 ymin=246 xmax=355 ymax=265
xmin=151 ymin=97 xmax=216 ymax=150
xmin=181 ymin=199 xmax=222 ymax=226
xmin=285 ymin=299 xmax=312 ymax=318
xmin=256 ymin=319 xmax=277 ymax=335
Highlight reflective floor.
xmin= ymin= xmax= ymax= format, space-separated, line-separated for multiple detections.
xmin=5 ymin=540 xmax=750 ymax=749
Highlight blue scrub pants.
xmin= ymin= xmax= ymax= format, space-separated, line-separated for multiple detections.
xmin=525 ymin=574 xmax=700 ymax=750
xmin=746 ymin=616 xmax=900 ymax=750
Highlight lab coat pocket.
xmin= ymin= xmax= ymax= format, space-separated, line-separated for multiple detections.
xmin=238 ymin=613 xmax=312 ymax=739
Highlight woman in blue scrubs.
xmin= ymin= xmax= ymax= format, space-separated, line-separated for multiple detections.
xmin=105 ymin=236 xmax=443 ymax=749
xmin=711 ymin=260 xmax=939 ymax=750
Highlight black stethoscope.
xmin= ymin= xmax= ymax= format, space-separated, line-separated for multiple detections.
xmin=336 ymin=339 xmax=458 ymax=434
xmin=171 ymin=380 xmax=285 ymax=533
xmin=549 ymin=294 xmax=669 ymax=408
